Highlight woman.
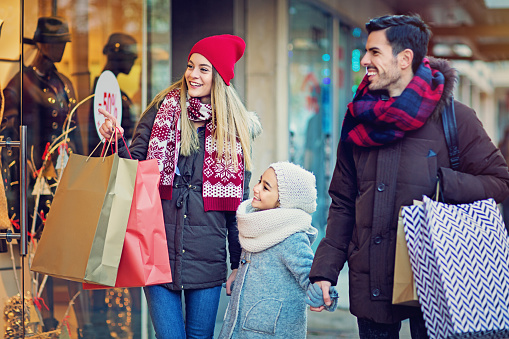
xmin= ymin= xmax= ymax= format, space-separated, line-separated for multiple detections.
xmin=99 ymin=34 xmax=262 ymax=339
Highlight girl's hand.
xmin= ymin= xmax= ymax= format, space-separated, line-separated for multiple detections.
xmin=225 ymin=269 xmax=238 ymax=296
xmin=98 ymin=108 xmax=124 ymax=141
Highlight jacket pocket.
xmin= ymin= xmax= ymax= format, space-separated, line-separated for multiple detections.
xmin=242 ymin=298 xmax=283 ymax=335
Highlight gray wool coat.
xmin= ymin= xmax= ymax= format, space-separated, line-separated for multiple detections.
xmin=218 ymin=228 xmax=318 ymax=338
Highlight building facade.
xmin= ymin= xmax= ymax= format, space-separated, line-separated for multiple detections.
xmin=0 ymin=0 xmax=508 ymax=338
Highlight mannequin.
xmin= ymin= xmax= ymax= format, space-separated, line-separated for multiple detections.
xmin=88 ymin=32 xmax=137 ymax=155
xmin=87 ymin=32 xmax=140 ymax=339
xmin=0 ymin=16 xmax=91 ymax=338
xmin=2 ymin=16 xmax=82 ymax=233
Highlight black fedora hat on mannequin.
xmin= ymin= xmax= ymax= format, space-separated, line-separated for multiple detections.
xmin=33 ymin=16 xmax=71 ymax=44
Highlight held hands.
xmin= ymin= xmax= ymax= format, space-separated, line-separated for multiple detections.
xmin=98 ymin=108 xmax=124 ymax=141
xmin=306 ymin=282 xmax=339 ymax=312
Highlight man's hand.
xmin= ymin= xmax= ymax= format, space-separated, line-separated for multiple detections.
xmin=308 ymin=280 xmax=331 ymax=312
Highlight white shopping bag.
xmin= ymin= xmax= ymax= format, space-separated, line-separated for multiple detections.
xmin=401 ymin=195 xmax=509 ymax=339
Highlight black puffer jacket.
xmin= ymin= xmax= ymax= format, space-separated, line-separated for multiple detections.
xmin=118 ymin=102 xmax=257 ymax=290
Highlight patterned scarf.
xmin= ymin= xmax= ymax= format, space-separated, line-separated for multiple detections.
xmin=341 ymin=58 xmax=445 ymax=147
xmin=147 ymin=89 xmax=245 ymax=211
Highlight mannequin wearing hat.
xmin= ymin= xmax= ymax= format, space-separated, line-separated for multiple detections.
xmin=1 ymin=16 xmax=82 ymax=232
xmin=87 ymin=34 xmax=140 ymax=336
xmin=1 ymin=15 xmax=85 ymax=335
xmin=98 ymin=34 xmax=262 ymax=338
xmin=88 ymin=33 xmax=138 ymax=155
xmin=86 ymin=33 xmax=140 ymax=338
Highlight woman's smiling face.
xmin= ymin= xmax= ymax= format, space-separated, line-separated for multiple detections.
xmin=185 ymin=53 xmax=213 ymax=101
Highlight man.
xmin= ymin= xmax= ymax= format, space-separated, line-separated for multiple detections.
xmin=309 ymin=14 xmax=509 ymax=338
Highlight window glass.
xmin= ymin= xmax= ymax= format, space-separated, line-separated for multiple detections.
xmin=288 ymin=0 xmax=332 ymax=246
xmin=0 ymin=1 xmax=167 ymax=337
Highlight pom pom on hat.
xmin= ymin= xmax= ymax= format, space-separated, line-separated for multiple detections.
xmin=188 ymin=34 xmax=245 ymax=86
xmin=269 ymin=162 xmax=317 ymax=214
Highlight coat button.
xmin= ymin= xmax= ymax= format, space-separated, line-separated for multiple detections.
xmin=372 ymin=288 xmax=380 ymax=297
xmin=182 ymin=249 xmax=185 ymax=253
xmin=374 ymin=236 xmax=382 ymax=244
xmin=184 ymin=215 xmax=187 ymax=218
xmin=377 ymin=183 xmax=385 ymax=192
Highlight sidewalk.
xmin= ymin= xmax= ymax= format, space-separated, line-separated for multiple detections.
xmin=306 ymin=308 xmax=411 ymax=338
xmin=306 ymin=265 xmax=411 ymax=338
xmin=307 ymin=308 xmax=359 ymax=338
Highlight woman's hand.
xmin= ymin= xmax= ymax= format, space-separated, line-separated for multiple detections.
xmin=98 ymin=108 xmax=124 ymax=141
xmin=225 ymin=269 xmax=238 ymax=296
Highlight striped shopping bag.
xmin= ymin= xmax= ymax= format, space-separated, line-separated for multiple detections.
xmin=401 ymin=195 xmax=509 ymax=339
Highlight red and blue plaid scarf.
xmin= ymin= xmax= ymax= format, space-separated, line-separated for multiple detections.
xmin=341 ymin=58 xmax=444 ymax=147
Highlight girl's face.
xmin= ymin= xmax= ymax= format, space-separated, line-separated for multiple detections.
xmin=185 ymin=53 xmax=213 ymax=102
xmin=252 ymin=168 xmax=279 ymax=210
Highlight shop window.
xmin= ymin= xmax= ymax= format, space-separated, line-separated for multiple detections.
xmin=0 ymin=0 xmax=168 ymax=337
xmin=288 ymin=0 xmax=332 ymax=245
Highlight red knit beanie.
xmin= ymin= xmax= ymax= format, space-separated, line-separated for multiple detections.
xmin=188 ymin=34 xmax=245 ymax=86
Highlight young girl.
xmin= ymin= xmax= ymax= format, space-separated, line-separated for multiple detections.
xmin=99 ymin=34 xmax=261 ymax=338
xmin=218 ymin=161 xmax=336 ymax=339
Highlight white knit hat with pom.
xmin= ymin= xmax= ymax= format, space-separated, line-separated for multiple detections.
xmin=269 ymin=161 xmax=317 ymax=214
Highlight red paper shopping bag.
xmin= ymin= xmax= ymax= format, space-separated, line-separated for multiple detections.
xmin=83 ymin=158 xmax=172 ymax=289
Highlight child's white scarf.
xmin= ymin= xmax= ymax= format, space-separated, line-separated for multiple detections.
xmin=236 ymin=199 xmax=317 ymax=253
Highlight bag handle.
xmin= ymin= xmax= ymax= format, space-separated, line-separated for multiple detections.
xmin=442 ymin=98 xmax=460 ymax=170
xmin=100 ymin=129 xmax=118 ymax=158
xmin=99 ymin=127 xmax=133 ymax=160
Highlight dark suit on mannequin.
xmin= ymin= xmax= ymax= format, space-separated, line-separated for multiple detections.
xmin=1 ymin=16 xmax=82 ymax=235
xmin=0 ymin=16 xmax=91 ymax=337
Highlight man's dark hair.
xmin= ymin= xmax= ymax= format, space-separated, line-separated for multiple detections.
xmin=365 ymin=14 xmax=431 ymax=74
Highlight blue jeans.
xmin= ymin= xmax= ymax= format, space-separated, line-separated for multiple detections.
xmin=358 ymin=315 xmax=429 ymax=339
xmin=143 ymin=284 xmax=222 ymax=339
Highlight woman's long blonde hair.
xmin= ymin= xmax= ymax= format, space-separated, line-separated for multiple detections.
xmin=141 ymin=69 xmax=254 ymax=170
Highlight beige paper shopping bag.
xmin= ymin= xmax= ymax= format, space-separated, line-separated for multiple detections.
xmin=392 ymin=204 xmax=420 ymax=307
xmin=31 ymin=152 xmax=137 ymax=286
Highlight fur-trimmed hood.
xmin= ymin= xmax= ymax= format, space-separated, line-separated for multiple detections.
xmin=428 ymin=56 xmax=458 ymax=120
xmin=246 ymin=110 xmax=263 ymax=139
